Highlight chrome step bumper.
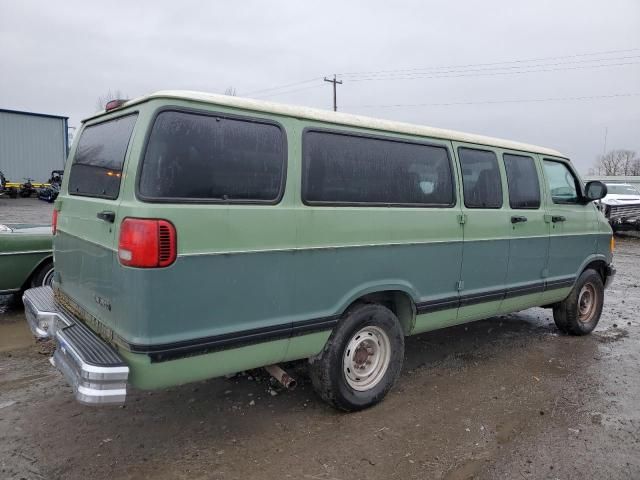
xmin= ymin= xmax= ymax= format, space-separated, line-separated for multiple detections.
xmin=23 ymin=286 xmax=129 ymax=406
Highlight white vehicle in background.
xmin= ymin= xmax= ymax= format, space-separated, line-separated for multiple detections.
xmin=598 ymin=183 xmax=640 ymax=231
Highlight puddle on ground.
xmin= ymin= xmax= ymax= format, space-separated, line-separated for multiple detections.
xmin=594 ymin=328 xmax=629 ymax=343
xmin=0 ymin=292 xmax=34 ymax=352
xmin=0 ymin=318 xmax=34 ymax=353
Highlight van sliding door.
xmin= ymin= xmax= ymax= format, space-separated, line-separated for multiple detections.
xmin=499 ymin=152 xmax=549 ymax=313
xmin=454 ymin=144 xmax=510 ymax=322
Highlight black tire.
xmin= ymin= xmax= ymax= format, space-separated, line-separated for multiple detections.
xmin=30 ymin=259 xmax=54 ymax=288
xmin=308 ymin=303 xmax=405 ymax=412
xmin=553 ymin=269 xmax=604 ymax=335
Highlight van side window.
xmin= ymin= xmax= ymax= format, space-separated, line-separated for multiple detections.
xmin=503 ymin=154 xmax=541 ymax=209
xmin=139 ymin=111 xmax=285 ymax=202
xmin=543 ymin=160 xmax=580 ymax=204
xmin=68 ymin=114 xmax=137 ymax=199
xmin=302 ymin=130 xmax=454 ymax=206
xmin=458 ymin=148 xmax=503 ymax=209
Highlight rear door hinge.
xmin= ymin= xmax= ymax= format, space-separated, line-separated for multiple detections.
xmin=456 ymin=280 xmax=465 ymax=291
xmin=457 ymin=213 xmax=467 ymax=225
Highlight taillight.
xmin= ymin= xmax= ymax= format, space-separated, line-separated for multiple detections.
xmin=52 ymin=209 xmax=58 ymax=235
xmin=118 ymin=218 xmax=176 ymax=268
xmin=157 ymin=221 xmax=177 ymax=267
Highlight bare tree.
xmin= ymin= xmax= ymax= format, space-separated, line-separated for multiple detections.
xmin=223 ymin=86 xmax=237 ymax=96
xmin=594 ymin=149 xmax=638 ymax=176
xmin=96 ymin=89 xmax=127 ymax=111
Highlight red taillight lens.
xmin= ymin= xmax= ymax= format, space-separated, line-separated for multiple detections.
xmin=52 ymin=209 xmax=58 ymax=235
xmin=157 ymin=220 xmax=177 ymax=267
xmin=118 ymin=218 xmax=176 ymax=268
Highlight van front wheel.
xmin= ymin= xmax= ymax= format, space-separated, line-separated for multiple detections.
xmin=553 ymin=269 xmax=604 ymax=335
xmin=308 ymin=303 xmax=404 ymax=411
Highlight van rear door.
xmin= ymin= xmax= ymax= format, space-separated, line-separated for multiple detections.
xmin=55 ymin=113 xmax=138 ymax=335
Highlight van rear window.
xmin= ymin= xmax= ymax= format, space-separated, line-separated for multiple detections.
xmin=68 ymin=114 xmax=137 ymax=199
xmin=138 ymin=111 xmax=285 ymax=203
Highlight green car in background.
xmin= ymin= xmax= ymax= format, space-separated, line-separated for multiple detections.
xmin=0 ymin=224 xmax=53 ymax=294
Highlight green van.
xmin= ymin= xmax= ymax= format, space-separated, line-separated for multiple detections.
xmin=23 ymin=91 xmax=614 ymax=410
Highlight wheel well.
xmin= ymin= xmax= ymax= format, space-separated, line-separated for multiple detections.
xmin=348 ymin=290 xmax=415 ymax=335
xmin=21 ymin=256 xmax=53 ymax=290
xmin=583 ymin=260 xmax=607 ymax=284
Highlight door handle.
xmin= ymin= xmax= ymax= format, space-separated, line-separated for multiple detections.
xmin=511 ymin=215 xmax=528 ymax=224
xmin=97 ymin=211 xmax=115 ymax=223
xmin=551 ymin=215 xmax=566 ymax=223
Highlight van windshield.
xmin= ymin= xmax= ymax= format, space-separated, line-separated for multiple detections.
xmin=68 ymin=114 xmax=137 ymax=199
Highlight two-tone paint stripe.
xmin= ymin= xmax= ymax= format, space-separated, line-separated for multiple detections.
xmin=415 ymin=277 xmax=574 ymax=314
xmin=130 ymin=277 xmax=575 ymax=363
xmin=130 ymin=315 xmax=341 ymax=363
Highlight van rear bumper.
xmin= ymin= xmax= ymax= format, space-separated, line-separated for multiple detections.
xmin=23 ymin=286 xmax=129 ymax=406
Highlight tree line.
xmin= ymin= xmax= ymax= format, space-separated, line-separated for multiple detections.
xmin=593 ymin=150 xmax=640 ymax=176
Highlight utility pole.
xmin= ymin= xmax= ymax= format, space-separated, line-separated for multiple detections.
xmin=324 ymin=74 xmax=343 ymax=111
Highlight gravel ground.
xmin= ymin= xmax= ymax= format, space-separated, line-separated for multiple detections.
xmin=0 ymin=197 xmax=53 ymax=224
xmin=0 ymin=201 xmax=638 ymax=480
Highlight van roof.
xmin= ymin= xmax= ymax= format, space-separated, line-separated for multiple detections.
xmin=91 ymin=90 xmax=566 ymax=158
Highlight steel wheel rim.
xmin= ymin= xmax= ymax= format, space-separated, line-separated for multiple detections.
xmin=578 ymin=283 xmax=597 ymax=323
xmin=343 ymin=325 xmax=391 ymax=391
xmin=42 ymin=269 xmax=54 ymax=287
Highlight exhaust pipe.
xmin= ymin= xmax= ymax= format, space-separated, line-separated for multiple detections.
xmin=264 ymin=364 xmax=297 ymax=390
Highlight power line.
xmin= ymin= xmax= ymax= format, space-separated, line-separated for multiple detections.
xmin=346 ymin=60 xmax=640 ymax=82
xmin=238 ymin=47 xmax=640 ymax=103
xmin=337 ymin=47 xmax=640 ymax=78
xmin=251 ymin=83 xmax=323 ymax=99
xmin=345 ymin=92 xmax=640 ymax=109
xmin=241 ymin=77 xmax=322 ymax=97
xmin=343 ymin=55 xmax=640 ymax=81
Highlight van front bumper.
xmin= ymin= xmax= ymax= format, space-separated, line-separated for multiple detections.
xmin=23 ymin=286 xmax=129 ymax=406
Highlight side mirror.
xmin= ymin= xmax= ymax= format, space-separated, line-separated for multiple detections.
xmin=583 ymin=181 xmax=607 ymax=202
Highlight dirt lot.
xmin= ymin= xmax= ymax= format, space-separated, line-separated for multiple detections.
xmin=0 ymin=197 xmax=53 ymax=224
xmin=1 ymin=200 xmax=639 ymax=479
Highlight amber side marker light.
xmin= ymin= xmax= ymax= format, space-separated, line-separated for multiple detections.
xmin=610 ymin=235 xmax=615 ymax=253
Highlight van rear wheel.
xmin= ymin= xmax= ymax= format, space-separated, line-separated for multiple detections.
xmin=553 ymin=269 xmax=604 ymax=335
xmin=308 ymin=303 xmax=404 ymax=411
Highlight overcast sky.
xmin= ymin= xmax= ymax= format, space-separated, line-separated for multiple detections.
xmin=1 ymin=0 xmax=638 ymax=173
